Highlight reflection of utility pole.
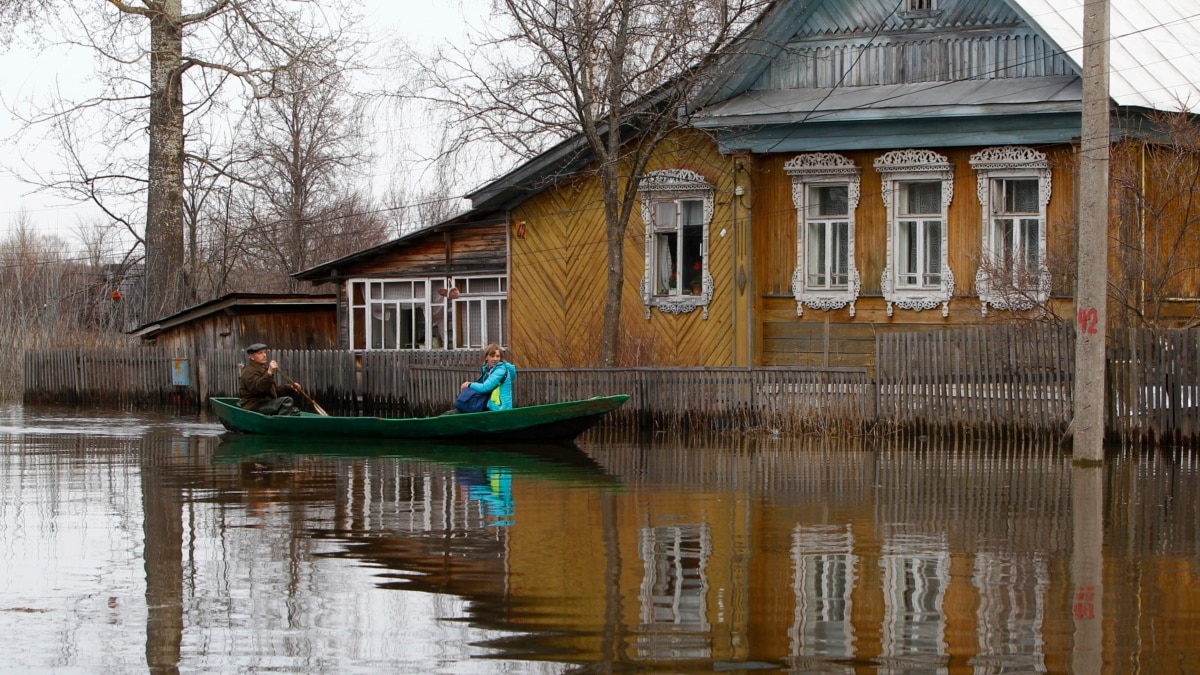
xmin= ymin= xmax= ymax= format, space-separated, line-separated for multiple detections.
xmin=1073 ymin=0 xmax=1110 ymax=462
xmin=1070 ymin=462 xmax=1104 ymax=673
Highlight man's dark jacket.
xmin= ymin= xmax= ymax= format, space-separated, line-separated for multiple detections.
xmin=238 ymin=360 xmax=279 ymax=410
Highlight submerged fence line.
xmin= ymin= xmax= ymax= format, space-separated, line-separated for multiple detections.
xmin=21 ymin=325 xmax=1200 ymax=442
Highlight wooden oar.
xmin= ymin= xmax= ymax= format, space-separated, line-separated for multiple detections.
xmin=277 ymin=368 xmax=330 ymax=416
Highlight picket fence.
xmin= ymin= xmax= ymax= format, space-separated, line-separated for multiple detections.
xmin=21 ymin=325 xmax=1200 ymax=443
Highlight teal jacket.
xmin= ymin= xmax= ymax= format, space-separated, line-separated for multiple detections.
xmin=468 ymin=360 xmax=516 ymax=411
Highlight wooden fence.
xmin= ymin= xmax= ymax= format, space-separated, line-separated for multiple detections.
xmin=20 ymin=325 xmax=1200 ymax=443
xmin=1107 ymin=328 xmax=1200 ymax=445
xmin=876 ymin=323 xmax=1075 ymax=438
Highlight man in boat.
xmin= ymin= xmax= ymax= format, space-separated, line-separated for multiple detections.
xmin=238 ymin=343 xmax=302 ymax=416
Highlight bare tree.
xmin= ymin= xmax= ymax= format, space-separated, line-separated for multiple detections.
xmin=238 ymin=58 xmax=377 ymax=285
xmin=406 ymin=0 xmax=769 ymax=365
xmin=2 ymin=0 xmax=358 ymax=321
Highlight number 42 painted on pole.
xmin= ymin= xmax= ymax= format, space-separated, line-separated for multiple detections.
xmin=1077 ymin=307 xmax=1099 ymax=334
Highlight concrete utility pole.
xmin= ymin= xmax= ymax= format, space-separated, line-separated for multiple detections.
xmin=1073 ymin=0 xmax=1110 ymax=463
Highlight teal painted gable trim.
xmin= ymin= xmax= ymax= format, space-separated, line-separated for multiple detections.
xmin=710 ymin=113 xmax=1083 ymax=154
xmin=696 ymin=1 xmax=822 ymax=107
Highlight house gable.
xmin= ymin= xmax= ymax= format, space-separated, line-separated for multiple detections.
xmin=694 ymin=0 xmax=1088 ymax=153
xmin=754 ymin=0 xmax=1074 ymax=90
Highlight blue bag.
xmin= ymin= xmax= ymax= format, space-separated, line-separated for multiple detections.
xmin=455 ymin=372 xmax=491 ymax=413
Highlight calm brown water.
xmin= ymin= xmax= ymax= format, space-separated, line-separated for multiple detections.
xmin=0 ymin=405 xmax=1198 ymax=674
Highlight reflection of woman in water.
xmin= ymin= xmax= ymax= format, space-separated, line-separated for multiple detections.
xmin=455 ymin=467 xmax=514 ymax=525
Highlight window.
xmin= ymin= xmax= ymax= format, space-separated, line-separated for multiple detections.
xmin=881 ymin=541 xmax=950 ymax=663
xmin=899 ymin=0 xmax=940 ymax=18
xmin=349 ymin=280 xmax=431 ymax=350
xmin=450 ymin=276 xmax=508 ymax=349
xmin=637 ymin=524 xmax=712 ymax=660
xmin=786 ymin=153 xmax=861 ymax=316
xmin=639 ymin=169 xmax=714 ymax=319
xmin=875 ymin=149 xmax=955 ymax=316
xmin=791 ymin=525 xmax=857 ymax=662
xmin=970 ymin=146 xmax=1051 ymax=315
xmin=348 ymin=276 xmax=506 ymax=351
xmin=896 ymin=181 xmax=943 ymax=288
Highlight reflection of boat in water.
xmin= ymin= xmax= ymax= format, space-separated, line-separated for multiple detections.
xmin=209 ymin=395 xmax=629 ymax=442
xmin=212 ymin=433 xmax=620 ymax=488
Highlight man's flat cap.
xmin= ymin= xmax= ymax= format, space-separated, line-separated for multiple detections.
xmin=245 ymin=343 xmax=268 ymax=354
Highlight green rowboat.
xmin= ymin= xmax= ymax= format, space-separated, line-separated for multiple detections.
xmin=209 ymin=394 xmax=629 ymax=442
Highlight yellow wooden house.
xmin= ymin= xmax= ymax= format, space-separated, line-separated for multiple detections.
xmin=296 ymin=0 xmax=1200 ymax=373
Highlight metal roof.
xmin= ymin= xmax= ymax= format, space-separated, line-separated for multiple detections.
xmin=694 ymin=76 xmax=1082 ymax=126
xmin=1014 ymin=0 xmax=1200 ymax=113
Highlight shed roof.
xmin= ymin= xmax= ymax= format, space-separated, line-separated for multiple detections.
xmin=292 ymin=209 xmax=508 ymax=283
xmin=129 ymin=293 xmax=336 ymax=340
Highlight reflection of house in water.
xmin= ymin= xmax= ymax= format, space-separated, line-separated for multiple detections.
xmin=580 ymin=435 xmax=1071 ymax=671
xmin=637 ymin=524 xmax=712 ymax=660
xmin=790 ymin=525 xmax=857 ymax=665
xmin=190 ymin=432 xmax=1197 ymax=671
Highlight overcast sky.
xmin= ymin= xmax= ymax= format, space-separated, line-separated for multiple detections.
xmin=0 ymin=0 xmax=492 ymax=249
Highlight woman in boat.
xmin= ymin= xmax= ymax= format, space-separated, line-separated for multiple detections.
xmin=458 ymin=343 xmax=516 ymax=411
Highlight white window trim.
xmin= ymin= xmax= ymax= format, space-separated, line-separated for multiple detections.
xmin=639 ymin=169 xmax=714 ymax=319
xmin=347 ymin=276 xmax=507 ymax=351
xmin=348 ymin=278 xmax=440 ymax=351
xmin=875 ymin=149 xmax=955 ymax=317
xmin=450 ymin=275 xmax=508 ymax=350
xmin=786 ymin=153 xmax=862 ymax=317
xmin=969 ymin=146 xmax=1052 ymax=316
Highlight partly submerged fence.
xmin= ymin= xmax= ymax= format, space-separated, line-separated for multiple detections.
xmin=876 ymin=323 xmax=1075 ymax=436
xmin=21 ymin=325 xmax=1200 ymax=443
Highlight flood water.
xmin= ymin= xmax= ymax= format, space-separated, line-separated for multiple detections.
xmin=1 ymin=406 xmax=1198 ymax=674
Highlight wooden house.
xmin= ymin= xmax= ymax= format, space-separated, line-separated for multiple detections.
xmin=453 ymin=0 xmax=1200 ymax=369
xmin=286 ymin=0 xmax=1199 ymax=372
xmin=130 ymin=292 xmax=337 ymax=353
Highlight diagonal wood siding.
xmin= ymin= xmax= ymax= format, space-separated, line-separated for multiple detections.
xmin=510 ymin=130 xmax=739 ymax=367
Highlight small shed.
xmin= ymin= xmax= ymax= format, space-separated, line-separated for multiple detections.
xmin=129 ymin=293 xmax=338 ymax=354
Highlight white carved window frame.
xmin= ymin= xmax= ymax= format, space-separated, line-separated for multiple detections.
xmin=786 ymin=153 xmax=862 ymax=317
xmin=639 ymin=169 xmax=714 ymax=319
xmin=875 ymin=149 xmax=955 ymax=317
xmin=969 ymin=146 xmax=1052 ymax=316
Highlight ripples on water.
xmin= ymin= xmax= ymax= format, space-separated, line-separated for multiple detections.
xmin=0 ymin=405 xmax=1198 ymax=673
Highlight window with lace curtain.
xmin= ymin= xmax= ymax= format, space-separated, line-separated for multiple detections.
xmin=639 ymin=169 xmax=714 ymax=319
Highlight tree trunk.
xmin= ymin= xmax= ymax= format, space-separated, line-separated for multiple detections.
xmin=144 ymin=0 xmax=187 ymax=321
xmin=599 ymin=165 xmax=625 ymax=367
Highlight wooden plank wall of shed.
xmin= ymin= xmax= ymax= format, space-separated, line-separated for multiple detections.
xmin=149 ymin=308 xmax=336 ymax=354
xmin=509 ymin=130 xmax=740 ymax=368
xmin=751 ymin=144 xmax=1079 ymax=367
